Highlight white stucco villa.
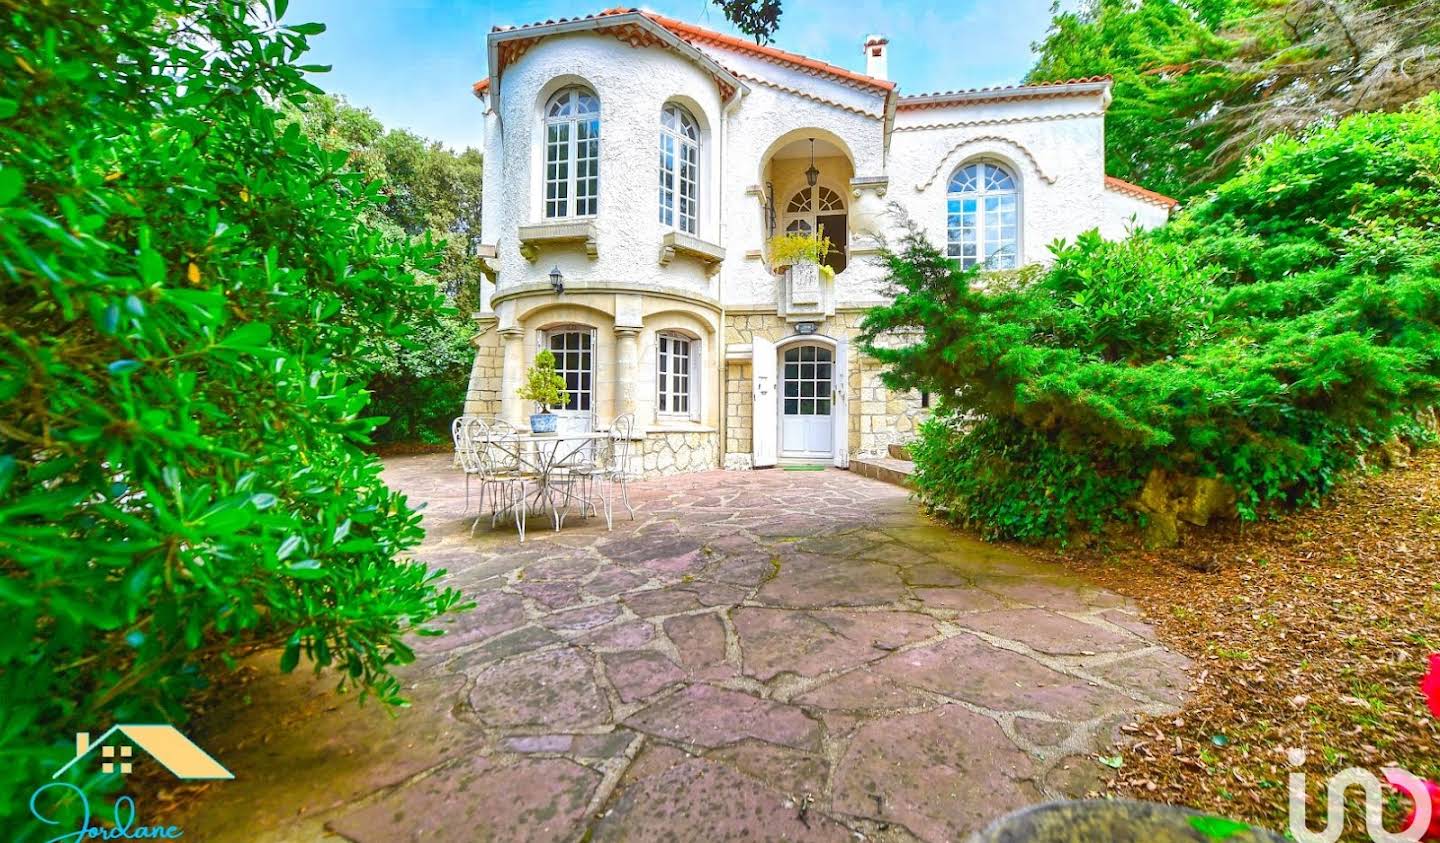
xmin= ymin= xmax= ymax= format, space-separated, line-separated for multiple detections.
xmin=464 ymin=7 xmax=1179 ymax=475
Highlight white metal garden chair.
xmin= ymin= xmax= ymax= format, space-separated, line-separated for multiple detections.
xmin=596 ymin=413 xmax=637 ymax=530
xmin=452 ymin=415 xmax=482 ymax=514
xmin=471 ymin=422 xmax=538 ymax=541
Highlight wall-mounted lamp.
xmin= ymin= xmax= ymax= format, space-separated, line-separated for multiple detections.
xmin=548 ymin=265 xmax=564 ymax=294
xmin=805 ymin=138 xmax=819 ymax=188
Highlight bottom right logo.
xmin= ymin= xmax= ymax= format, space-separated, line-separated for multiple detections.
xmin=1289 ymin=751 xmax=1434 ymax=843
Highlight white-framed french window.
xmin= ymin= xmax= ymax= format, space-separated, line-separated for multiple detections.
xmin=543 ymin=87 xmax=600 ymax=219
xmin=658 ymin=103 xmax=699 ymax=235
xmin=656 ymin=332 xmax=699 ymax=421
xmin=945 ymin=161 xmax=1019 ymax=269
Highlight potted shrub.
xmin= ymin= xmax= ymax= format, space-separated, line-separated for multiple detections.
xmin=517 ymin=348 xmax=569 ymax=434
xmin=767 ymin=232 xmax=835 ymax=280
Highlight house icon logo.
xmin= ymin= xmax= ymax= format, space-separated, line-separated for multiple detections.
xmin=53 ymin=725 xmax=233 ymax=781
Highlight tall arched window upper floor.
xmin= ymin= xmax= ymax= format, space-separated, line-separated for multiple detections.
xmin=543 ymin=86 xmax=601 ymax=219
xmin=658 ymin=103 xmax=700 ymax=236
xmin=946 ymin=161 xmax=1020 ymax=270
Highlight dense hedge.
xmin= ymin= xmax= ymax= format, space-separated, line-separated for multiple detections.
xmin=0 ymin=0 xmax=467 ymax=832
xmin=861 ymin=96 xmax=1440 ymax=542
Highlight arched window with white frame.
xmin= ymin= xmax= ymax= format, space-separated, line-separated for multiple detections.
xmin=543 ymin=87 xmax=600 ymax=219
xmin=946 ymin=161 xmax=1019 ymax=269
xmin=658 ymin=104 xmax=700 ymax=235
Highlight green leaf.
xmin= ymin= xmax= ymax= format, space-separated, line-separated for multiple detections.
xmin=1189 ymin=815 xmax=1253 ymax=841
xmin=0 ymin=167 xmax=22 ymax=204
xmin=279 ymin=641 xmax=301 ymax=673
xmin=137 ymin=248 xmax=165 ymax=285
xmin=0 ymin=98 xmax=17 ymax=120
xmin=220 ymin=321 xmax=274 ymax=349
xmin=286 ymin=21 xmax=326 ymax=35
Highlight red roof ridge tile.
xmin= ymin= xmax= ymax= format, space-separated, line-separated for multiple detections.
xmin=638 ymin=10 xmax=895 ymax=92
xmin=1104 ymin=175 xmax=1179 ymax=208
xmin=898 ymin=75 xmax=1112 ymax=104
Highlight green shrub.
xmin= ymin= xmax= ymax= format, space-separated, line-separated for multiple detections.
xmin=862 ymin=96 xmax=1440 ymax=541
xmin=911 ymin=416 xmax=1146 ymax=543
xmin=0 ymin=0 xmax=468 ymax=832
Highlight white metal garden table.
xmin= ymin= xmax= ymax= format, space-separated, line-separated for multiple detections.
xmin=489 ymin=431 xmax=611 ymax=530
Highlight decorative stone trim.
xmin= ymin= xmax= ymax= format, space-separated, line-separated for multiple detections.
xmin=897 ymin=77 xmax=1111 ymax=109
xmin=517 ymin=220 xmax=598 ymax=262
xmin=731 ymin=71 xmax=884 ymax=119
xmin=894 ymin=110 xmax=1104 ymax=134
xmin=658 ymin=230 xmax=725 ymax=275
xmin=914 ymin=135 xmax=1057 ymax=191
xmin=850 ymin=175 xmax=888 ymax=198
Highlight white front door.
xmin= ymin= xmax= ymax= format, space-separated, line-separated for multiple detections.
xmin=545 ymin=329 xmax=595 ymax=434
xmin=779 ymin=344 xmax=833 ymax=460
xmin=751 ymin=336 xmax=777 ymax=468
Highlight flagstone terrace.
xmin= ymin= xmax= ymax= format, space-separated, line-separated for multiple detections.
xmin=171 ymin=455 xmax=1190 ymax=842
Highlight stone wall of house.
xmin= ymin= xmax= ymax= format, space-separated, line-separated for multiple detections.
xmin=463 ymin=318 xmax=504 ymax=418
xmin=722 ymin=308 xmax=928 ymax=466
xmin=634 ymin=431 xmax=720 ymax=478
xmin=724 ymin=362 xmax=753 ymax=469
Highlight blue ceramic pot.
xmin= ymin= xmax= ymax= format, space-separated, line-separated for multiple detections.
xmin=530 ymin=412 xmax=557 ymax=433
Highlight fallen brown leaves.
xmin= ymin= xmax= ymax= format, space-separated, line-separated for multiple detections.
xmin=1025 ymin=449 xmax=1440 ymax=837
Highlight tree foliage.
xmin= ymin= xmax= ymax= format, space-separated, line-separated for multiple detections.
xmin=0 ymin=0 xmax=467 ymax=832
xmin=861 ymin=97 xmax=1440 ymax=542
xmin=285 ymin=95 xmax=484 ymax=444
xmin=712 ymin=0 xmax=783 ymax=45
xmin=1030 ymin=0 xmax=1440 ymax=199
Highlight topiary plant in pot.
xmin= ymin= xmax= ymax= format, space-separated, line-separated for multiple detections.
xmin=518 ymin=348 xmax=569 ymax=433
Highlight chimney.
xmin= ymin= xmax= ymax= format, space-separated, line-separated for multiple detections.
xmin=863 ymin=35 xmax=889 ymax=81
xmin=76 ymin=732 xmax=90 ymax=758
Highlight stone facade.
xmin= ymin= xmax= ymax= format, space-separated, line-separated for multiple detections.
xmin=466 ymin=9 xmax=1178 ymax=478
xmin=463 ymin=317 xmax=504 ymax=419
xmin=635 ymin=430 xmax=720 ymax=477
xmin=724 ymin=309 xmax=927 ymax=463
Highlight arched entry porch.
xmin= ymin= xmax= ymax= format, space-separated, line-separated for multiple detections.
xmin=760 ymin=132 xmax=855 ymax=276
xmin=750 ymin=332 xmax=850 ymax=469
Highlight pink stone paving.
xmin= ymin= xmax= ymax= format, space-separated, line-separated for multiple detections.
xmin=169 ymin=456 xmax=1190 ymax=842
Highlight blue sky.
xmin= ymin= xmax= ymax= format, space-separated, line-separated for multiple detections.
xmin=286 ymin=0 xmax=1064 ymax=151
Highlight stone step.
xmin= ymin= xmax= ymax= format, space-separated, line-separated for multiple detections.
xmin=850 ymin=456 xmax=915 ymax=489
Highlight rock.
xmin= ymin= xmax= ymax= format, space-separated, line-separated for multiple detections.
xmin=1131 ymin=469 xmax=1237 ymax=547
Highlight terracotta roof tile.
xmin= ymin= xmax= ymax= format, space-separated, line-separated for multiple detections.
xmin=484 ymin=7 xmax=893 ymax=93
xmin=1104 ymin=175 xmax=1179 ymax=208
xmin=897 ymin=75 xmax=1112 ymax=108
xmin=639 ymin=11 xmax=894 ymax=92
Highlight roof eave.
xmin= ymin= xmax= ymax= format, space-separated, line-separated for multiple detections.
xmin=485 ymin=12 xmax=748 ymax=111
xmin=898 ymin=79 xmax=1112 ymax=109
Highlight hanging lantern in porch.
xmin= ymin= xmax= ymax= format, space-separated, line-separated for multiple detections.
xmin=805 ymin=138 xmax=819 ymax=188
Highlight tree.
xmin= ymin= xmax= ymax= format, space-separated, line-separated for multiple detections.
xmin=1030 ymin=0 xmax=1440 ymax=198
xmin=0 ymin=0 xmax=467 ymax=833
xmin=285 ymin=95 xmax=485 ymax=443
xmin=1029 ymin=0 xmax=1249 ymax=199
xmin=713 ymin=0 xmax=783 ymax=44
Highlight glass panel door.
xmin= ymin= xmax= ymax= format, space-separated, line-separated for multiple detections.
xmin=779 ymin=344 xmax=833 ymax=458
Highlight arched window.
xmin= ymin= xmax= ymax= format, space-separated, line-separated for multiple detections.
xmin=946 ymin=161 xmax=1018 ymax=269
xmin=658 ymin=104 xmax=700 ymax=235
xmin=544 ymin=87 xmax=600 ymax=219
xmin=782 ymin=185 xmax=847 ymax=273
